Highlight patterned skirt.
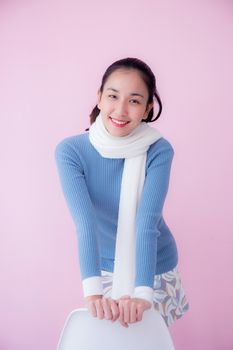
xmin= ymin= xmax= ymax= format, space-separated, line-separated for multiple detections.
xmin=101 ymin=265 xmax=190 ymax=327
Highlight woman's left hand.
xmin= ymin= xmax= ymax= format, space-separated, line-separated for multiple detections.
xmin=117 ymin=295 xmax=152 ymax=327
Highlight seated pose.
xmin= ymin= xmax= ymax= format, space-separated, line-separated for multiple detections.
xmin=54 ymin=57 xmax=189 ymax=329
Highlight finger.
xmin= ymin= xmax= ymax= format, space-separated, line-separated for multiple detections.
xmin=120 ymin=321 xmax=129 ymax=328
xmin=118 ymin=318 xmax=129 ymax=328
xmin=129 ymin=301 xmax=137 ymax=323
xmin=119 ymin=300 xmax=129 ymax=327
xmin=95 ymin=298 xmax=104 ymax=320
xmin=102 ymin=298 xmax=112 ymax=320
xmin=118 ymin=300 xmax=125 ymax=324
xmin=136 ymin=304 xmax=144 ymax=322
xmin=123 ymin=299 xmax=130 ymax=324
xmin=88 ymin=301 xmax=97 ymax=317
xmin=109 ymin=300 xmax=120 ymax=322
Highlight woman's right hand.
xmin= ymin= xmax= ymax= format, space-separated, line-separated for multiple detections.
xmin=85 ymin=295 xmax=121 ymax=323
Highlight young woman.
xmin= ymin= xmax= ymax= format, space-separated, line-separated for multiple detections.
xmin=54 ymin=57 xmax=189 ymax=329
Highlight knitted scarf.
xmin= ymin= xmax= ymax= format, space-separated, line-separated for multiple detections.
xmin=89 ymin=111 xmax=162 ymax=300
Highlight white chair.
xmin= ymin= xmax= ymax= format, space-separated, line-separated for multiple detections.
xmin=56 ymin=308 xmax=175 ymax=350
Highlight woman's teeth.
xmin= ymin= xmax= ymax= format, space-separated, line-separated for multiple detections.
xmin=110 ymin=117 xmax=129 ymax=126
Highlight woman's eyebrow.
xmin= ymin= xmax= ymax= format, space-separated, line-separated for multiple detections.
xmin=106 ymin=87 xmax=144 ymax=98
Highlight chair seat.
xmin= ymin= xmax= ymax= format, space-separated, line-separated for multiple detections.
xmin=57 ymin=308 xmax=175 ymax=350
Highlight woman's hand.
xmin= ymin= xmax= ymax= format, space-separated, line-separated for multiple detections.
xmin=85 ymin=295 xmax=120 ymax=322
xmin=117 ymin=295 xmax=152 ymax=328
xmin=85 ymin=294 xmax=152 ymax=328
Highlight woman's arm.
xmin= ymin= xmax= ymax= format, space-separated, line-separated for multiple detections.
xmin=134 ymin=140 xmax=175 ymax=301
xmin=114 ymin=140 xmax=174 ymax=326
xmin=54 ymin=139 xmax=103 ymax=297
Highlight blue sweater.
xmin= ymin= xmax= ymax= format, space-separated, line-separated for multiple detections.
xmin=54 ymin=132 xmax=178 ymax=294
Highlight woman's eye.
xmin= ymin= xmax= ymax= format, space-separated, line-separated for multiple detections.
xmin=107 ymin=95 xmax=139 ymax=104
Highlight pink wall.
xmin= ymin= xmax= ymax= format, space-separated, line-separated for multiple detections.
xmin=1 ymin=0 xmax=232 ymax=349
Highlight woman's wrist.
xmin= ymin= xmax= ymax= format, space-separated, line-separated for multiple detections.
xmin=85 ymin=294 xmax=103 ymax=301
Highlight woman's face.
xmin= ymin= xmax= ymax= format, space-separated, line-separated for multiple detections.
xmin=97 ymin=69 xmax=153 ymax=137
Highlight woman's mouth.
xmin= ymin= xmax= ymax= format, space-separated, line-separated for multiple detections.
xmin=109 ymin=117 xmax=129 ymax=128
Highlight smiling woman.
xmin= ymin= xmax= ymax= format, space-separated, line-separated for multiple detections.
xmin=96 ymin=69 xmax=152 ymax=137
xmin=86 ymin=57 xmax=163 ymax=135
xmin=55 ymin=57 xmax=189 ymax=331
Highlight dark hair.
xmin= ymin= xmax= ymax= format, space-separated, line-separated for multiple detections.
xmin=85 ymin=57 xmax=162 ymax=131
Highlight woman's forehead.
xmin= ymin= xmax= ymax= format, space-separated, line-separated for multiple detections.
xmin=104 ymin=69 xmax=148 ymax=93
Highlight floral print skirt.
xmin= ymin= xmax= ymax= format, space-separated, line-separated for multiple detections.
xmin=101 ymin=265 xmax=190 ymax=327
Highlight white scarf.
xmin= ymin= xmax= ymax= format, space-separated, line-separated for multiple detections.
xmin=89 ymin=111 xmax=162 ymax=300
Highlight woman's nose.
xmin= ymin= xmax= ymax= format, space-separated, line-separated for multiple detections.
xmin=115 ymin=101 xmax=128 ymax=117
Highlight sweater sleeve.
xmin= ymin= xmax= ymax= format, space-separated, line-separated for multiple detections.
xmin=54 ymin=139 xmax=103 ymax=297
xmin=133 ymin=140 xmax=174 ymax=302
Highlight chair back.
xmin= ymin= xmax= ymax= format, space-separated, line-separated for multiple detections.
xmin=57 ymin=308 xmax=175 ymax=350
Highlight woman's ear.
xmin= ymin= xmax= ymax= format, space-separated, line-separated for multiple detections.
xmin=143 ymin=102 xmax=154 ymax=119
xmin=97 ymin=89 xmax=101 ymax=109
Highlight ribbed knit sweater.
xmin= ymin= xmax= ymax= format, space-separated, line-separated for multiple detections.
xmin=54 ymin=132 xmax=178 ymax=297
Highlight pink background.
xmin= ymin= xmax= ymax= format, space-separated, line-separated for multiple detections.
xmin=1 ymin=0 xmax=232 ymax=349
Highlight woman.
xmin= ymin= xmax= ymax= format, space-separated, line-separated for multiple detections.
xmin=54 ymin=57 xmax=189 ymax=329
